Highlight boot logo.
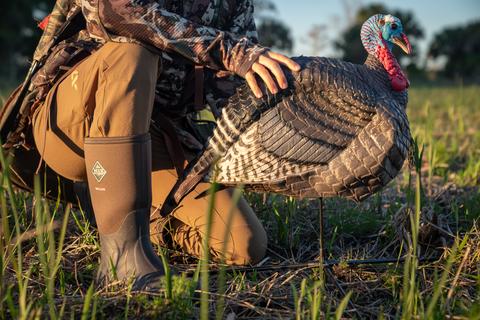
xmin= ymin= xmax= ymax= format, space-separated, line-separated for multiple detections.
xmin=92 ymin=161 xmax=107 ymax=182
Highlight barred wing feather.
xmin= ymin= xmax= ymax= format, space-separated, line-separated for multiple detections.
xmin=214 ymin=57 xmax=378 ymax=183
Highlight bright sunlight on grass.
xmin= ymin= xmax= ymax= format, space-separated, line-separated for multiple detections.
xmin=0 ymin=85 xmax=479 ymax=318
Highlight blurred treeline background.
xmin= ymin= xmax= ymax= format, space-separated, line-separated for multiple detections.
xmin=0 ymin=0 xmax=479 ymax=88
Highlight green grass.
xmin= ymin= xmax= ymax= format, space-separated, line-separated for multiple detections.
xmin=0 ymin=85 xmax=479 ymax=319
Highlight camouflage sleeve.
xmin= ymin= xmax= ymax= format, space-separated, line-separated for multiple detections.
xmin=82 ymin=0 xmax=267 ymax=77
xmin=228 ymin=0 xmax=259 ymax=43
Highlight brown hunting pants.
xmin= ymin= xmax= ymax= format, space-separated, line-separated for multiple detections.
xmin=31 ymin=42 xmax=267 ymax=265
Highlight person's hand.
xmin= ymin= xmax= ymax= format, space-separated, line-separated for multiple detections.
xmin=245 ymin=51 xmax=301 ymax=98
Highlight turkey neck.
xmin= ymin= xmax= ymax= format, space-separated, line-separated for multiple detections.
xmin=364 ymin=54 xmax=387 ymax=77
xmin=363 ymin=54 xmax=408 ymax=106
xmin=364 ymin=47 xmax=409 ymax=92
xmin=364 ymin=54 xmax=391 ymax=90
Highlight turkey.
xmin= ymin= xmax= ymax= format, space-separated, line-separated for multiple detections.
xmin=161 ymin=14 xmax=413 ymax=216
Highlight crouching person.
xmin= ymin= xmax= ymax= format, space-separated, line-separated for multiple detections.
xmin=1 ymin=0 xmax=299 ymax=290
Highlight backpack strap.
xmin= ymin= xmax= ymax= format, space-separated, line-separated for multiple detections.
xmin=194 ymin=65 xmax=205 ymax=111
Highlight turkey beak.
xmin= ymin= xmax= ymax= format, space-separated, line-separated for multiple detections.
xmin=392 ymin=33 xmax=412 ymax=55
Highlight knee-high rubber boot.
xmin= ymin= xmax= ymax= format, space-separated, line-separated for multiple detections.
xmin=84 ymin=133 xmax=164 ymax=290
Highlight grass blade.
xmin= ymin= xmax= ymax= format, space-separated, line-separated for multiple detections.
xmin=81 ymin=283 xmax=95 ymax=320
xmin=335 ymin=291 xmax=353 ymax=320
xmin=200 ymin=181 xmax=220 ymax=320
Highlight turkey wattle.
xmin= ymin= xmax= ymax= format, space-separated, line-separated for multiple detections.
xmin=161 ymin=14 xmax=413 ymax=216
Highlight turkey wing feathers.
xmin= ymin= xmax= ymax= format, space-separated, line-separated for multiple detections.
xmin=159 ymin=56 xmax=406 ymax=216
xmin=258 ymin=57 xmax=378 ymax=166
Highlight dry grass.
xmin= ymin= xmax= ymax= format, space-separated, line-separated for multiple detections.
xmin=0 ymin=85 xmax=479 ymax=319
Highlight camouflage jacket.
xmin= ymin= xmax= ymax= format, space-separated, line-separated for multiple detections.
xmin=35 ymin=0 xmax=265 ymax=119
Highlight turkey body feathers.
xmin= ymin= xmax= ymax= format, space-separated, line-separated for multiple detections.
xmin=259 ymin=57 xmax=377 ymax=165
xmin=161 ymin=56 xmax=411 ymax=216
